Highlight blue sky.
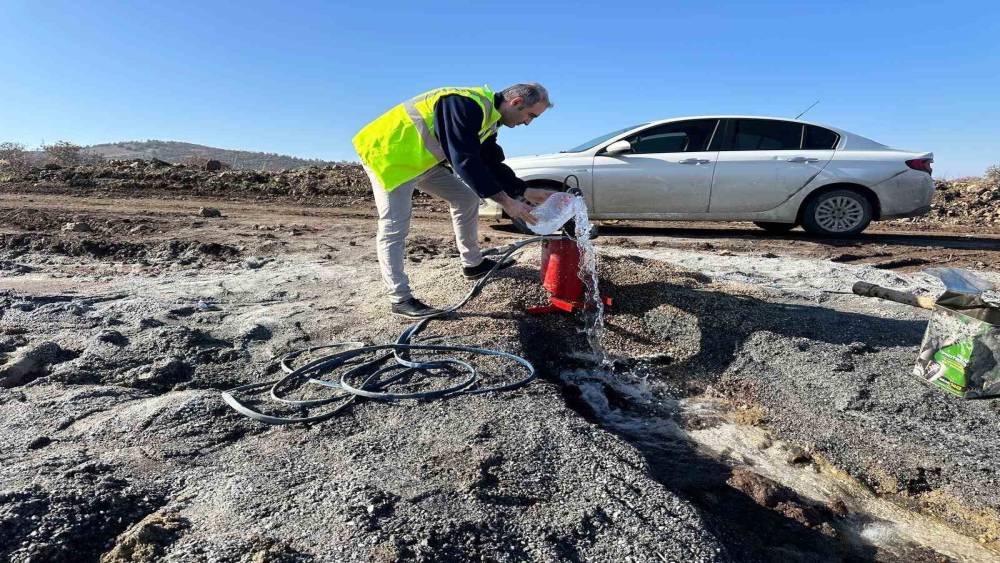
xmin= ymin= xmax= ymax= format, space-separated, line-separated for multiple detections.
xmin=2 ymin=0 xmax=997 ymax=177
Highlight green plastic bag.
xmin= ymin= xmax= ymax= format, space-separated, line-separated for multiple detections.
xmin=912 ymin=269 xmax=1000 ymax=399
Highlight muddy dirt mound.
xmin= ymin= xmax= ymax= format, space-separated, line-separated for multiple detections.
xmin=1 ymin=159 xmax=374 ymax=203
xmin=927 ymin=169 xmax=1000 ymax=225
xmin=0 ymin=234 xmax=241 ymax=265
xmin=891 ymin=167 xmax=1000 ymax=228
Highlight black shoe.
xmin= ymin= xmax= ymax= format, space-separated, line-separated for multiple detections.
xmin=463 ymin=258 xmax=516 ymax=280
xmin=390 ymin=297 xmax=444 ymax=319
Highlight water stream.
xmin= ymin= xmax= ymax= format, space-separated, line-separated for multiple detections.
xmin=570 ymin=197 xmax=607 ymax=364
xmin=560 ymin=369 xmax=999 ymax=562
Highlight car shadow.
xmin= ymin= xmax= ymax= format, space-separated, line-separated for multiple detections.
xmin=592 ymin=224 xmax=1000 ymax=251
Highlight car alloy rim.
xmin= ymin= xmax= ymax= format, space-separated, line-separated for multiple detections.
xmin=814 ymin=196 xmax=864 ymax=232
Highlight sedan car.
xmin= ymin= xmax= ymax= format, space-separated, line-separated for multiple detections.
xmin=481 ymin=116 xmax=934 ymax=235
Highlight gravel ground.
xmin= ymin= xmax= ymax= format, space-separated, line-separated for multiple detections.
xmin=594 ymin=246 xmax=1000 ymax=554
xmin=1 ymin=191 xmax=999 ymax=561
xmin=0 ymin=240 xmax=728 ymax=562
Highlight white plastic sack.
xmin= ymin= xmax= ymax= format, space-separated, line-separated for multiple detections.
xmin=526 ymin=192 xmax=582 ymax=235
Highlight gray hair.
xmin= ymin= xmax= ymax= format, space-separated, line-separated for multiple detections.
xmin=500 ymin=83 xmax=553 ymax=108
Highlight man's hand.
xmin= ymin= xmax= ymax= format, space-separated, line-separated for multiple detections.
xmin=523 ymin=187 xmax=557 ymax=205
xmin=492 ymin=192 xmax=538 ymax=225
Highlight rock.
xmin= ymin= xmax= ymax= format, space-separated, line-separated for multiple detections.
xmin=243 ymin=257 xmax=268 ymax=269
xmin=27 ymin=436 xmax=52 ymax=450
xmin=198 ymin=207 xmax=222 ymax=218
xmin=61 ymin=222 xmax=93 ymax=233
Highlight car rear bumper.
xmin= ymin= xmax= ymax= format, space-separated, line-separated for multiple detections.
xmin=873 ymin=170 xmax=935 ymax=218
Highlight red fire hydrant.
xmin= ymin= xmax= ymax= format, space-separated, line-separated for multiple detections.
xmin=526 ymin=238 xmax=612 ymax=315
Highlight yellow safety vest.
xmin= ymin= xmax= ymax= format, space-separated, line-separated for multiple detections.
xmin=352 ymin=86 xmax=501 ymax=192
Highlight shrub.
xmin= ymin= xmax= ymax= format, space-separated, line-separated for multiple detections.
xmin=42 ymin=141 xmax=85 ymax=166
xmin=41 ymin=141 xmax=103 ymax=167
xmin=0 ymin=142 xmax=30 ymax=177
xmin=985 ymin=164 xmax=999 ymax=189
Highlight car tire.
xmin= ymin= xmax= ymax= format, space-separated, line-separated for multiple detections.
xmin=511 ymin=216 xmax=533 ymax=235
xmin=801 ymin=189 xmax=873 ymax=236
xmin=753 ymin=221 xmax=796 ymax=233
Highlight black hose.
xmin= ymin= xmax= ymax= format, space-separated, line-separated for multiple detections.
xmin=221 ymin=235 xmax=562 ymax=425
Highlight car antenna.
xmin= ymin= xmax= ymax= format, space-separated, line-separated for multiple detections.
xmin=794 ymin=100 xmax=820 ymax=119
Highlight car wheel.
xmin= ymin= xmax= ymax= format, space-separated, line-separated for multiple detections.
xmin=801 ymin=189 xmax=873 ymax=236
xmin=753 ymin=221 xmax=795 ymax=233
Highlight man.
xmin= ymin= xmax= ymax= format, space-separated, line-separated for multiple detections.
xmin=353 ymin=83 xmax=557 ymax=318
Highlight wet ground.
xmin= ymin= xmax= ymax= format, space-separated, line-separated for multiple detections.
xmin=1 ymin=190 xmax=999 ymax=562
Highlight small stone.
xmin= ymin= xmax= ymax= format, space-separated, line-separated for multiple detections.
xmin=243 ymin=257 xmax=267 ymax=269
xmin=27 ymin=436 xmax=52 ymax=450
xmin=61 ymin=222 xmax=92 ymax=233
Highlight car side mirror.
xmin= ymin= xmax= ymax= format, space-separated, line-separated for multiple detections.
xmin=603 ymin=140 xmax=632 ymax=155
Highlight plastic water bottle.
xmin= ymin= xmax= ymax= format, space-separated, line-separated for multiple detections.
xmin=526 ymin=192 xmax=579 ymax=235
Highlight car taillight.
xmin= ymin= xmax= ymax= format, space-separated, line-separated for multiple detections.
xmin=906 ymin=159 xmax=933 ymax=174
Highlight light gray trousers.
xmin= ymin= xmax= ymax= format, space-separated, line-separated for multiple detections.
xmin=365 ymin=164 xmax=484 ymax=303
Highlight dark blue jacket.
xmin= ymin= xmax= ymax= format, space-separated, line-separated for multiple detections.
xmin=433 ymin=93 xmax=528 ymax=199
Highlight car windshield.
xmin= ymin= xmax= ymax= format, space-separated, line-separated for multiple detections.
xmin=562 ymin=124 xmax=647 ymax=153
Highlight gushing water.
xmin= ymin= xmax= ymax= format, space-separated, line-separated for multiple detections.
xmin=527 ymin=191 xmax=607 ymax=363
xmin=570 ymin=198 xmax=607 ymax=363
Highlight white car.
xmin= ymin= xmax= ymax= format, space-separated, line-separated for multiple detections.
xmin=481 ymin=116 xmax=934 ymax=235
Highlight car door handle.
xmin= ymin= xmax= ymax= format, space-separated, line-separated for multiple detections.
xmin=787 ymin=156 xmax=819 ymax=163
xmin=679 ymin=158 xmax=711 ymax=164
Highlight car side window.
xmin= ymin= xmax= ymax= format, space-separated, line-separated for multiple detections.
xmin=727 ymin=119 xmax=803 ymax=151
xmin=627 ymin=120 xmax=718 ymax=154
xmin=803 ymin=125 xmax=840 ymax=150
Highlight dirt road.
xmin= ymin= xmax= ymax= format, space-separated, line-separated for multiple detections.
xmin=3 ymin=192 xmax=997 ymax=271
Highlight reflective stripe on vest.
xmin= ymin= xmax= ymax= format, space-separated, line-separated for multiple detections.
xmin=352 ymin=86 xmax=501 ymax=192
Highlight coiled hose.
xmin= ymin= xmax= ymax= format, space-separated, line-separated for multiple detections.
xmin=222 ymin=235 xmax=561 ymax=425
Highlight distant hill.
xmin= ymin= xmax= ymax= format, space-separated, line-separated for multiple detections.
xmin=83 ymin=140 xmax=342 ymax=171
